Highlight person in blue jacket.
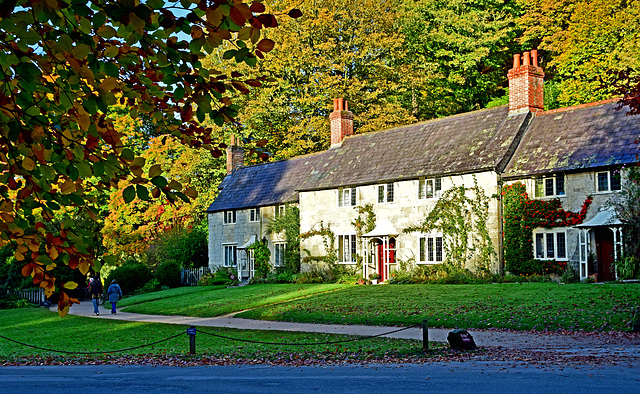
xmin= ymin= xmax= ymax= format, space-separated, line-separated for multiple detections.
xmin=107 ymin=279 xmax=124 ymax=315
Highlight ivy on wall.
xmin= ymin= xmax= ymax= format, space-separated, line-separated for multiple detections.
xmin=266 ymin=205 xmax=301 ymax=273
xmin=300 ymin=222 xmax=337 ymax=265
xmin=404 ymin=181 xmax=495 ymax=274
xmin=502 ymin=182 xmax=592 ymax=274
xmin=247 ymin=240 xmax=271 ymax=279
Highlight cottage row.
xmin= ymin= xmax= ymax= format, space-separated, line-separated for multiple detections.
xmin=206 ymin=51 xmax=640 ymax=283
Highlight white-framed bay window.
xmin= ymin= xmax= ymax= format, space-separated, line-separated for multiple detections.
xmin=533 ymin=229 xmax=567 ymax=260
xmin=419 ymin=234 xmax=443 ymax=264
xmin=337 ymin=234 xmax=357 ymax=263
xmin=223 ymin=244 xmax=237 ymax=267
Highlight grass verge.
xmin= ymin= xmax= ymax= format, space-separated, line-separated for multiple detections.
xmin=120 ymin=283 xmax=347 ymax=316
xmin=119 ymin=283 xmax=640 ymax=331
xmin=0 ymin=308 xmax=437 ymax=364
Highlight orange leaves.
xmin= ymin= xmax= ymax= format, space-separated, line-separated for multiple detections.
xmin=57 ymin=291 xmax=79 ymax=317
xmin=256 ymin=39 xmax=275 ymax=53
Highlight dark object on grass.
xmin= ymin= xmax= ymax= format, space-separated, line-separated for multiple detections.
xmin=447 ymin=329 xmax=477 ymax=350
xmin=632 ymin=308 xmax=640 ymax=333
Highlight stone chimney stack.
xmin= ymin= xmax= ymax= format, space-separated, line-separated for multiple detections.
xmin=507 ymin=50 xmax=545 ymax=115
xmin=226 ymin=134 xmax=244 ymax=174
xmin=329 ymin=98 xmax=354 ymax=146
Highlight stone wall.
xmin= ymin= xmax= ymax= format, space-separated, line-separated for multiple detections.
xmin=299 ymin=171 xmax=502 ymax=274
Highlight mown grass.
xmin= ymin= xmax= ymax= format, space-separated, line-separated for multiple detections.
xmin=121 ymin=283 xmax=640 ymax=332
xmin=0 ymin=308 xmax=428 ymax=361
xmin=120 ymin=283 xmax=347 ymax=317
xmin=117 ymin=285 xmax=226 ymax=308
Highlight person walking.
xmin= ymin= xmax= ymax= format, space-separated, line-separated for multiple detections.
xmin=89 ymin=276 xmax=102 ymax=316
xmin=107 ymin=279 xmax=124 ymax=315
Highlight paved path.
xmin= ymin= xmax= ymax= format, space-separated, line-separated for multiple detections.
xmin=56 ymin=301 xmax=640 ymax=356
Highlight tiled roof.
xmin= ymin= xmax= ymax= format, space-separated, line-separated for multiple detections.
xmin=502 ymin=101 xmax=640 ymax=178
xmin=207 ymin=106 xmax=531 ymax=212
xmin=298 ymin=106 xmax=529 ymax=190
xmin=206 ymin=153 xmax=324 ymax=213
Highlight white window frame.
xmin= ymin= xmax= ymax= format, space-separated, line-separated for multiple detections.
xmin=274 ymin=242 xmax=286 ymax=267
xmin=223 ymin=244 xmax=237 ymax=267
xmin=377 ymin=182 xmax=394 ymax=203
xmin=338 ymin=187 xmax=357 ymax=207
xmin=534 ymin=174 xmax=565 ymax=198
xmin=596 ymin=170 xmax=621 ymax=193
xmin=249 ymin=207 xmax=260 ymax=222
xmin=418 ymin=177 xmax=442 ymax=199
xmin=337 ymin=234 xmax=357 ymax=264
xmin=223 ymin=210 xmax=236 ymax=225
xmin=533 ymin=229 xmax=567 ymax=261
xmin=418 ymin=234 xmax=443 ymax=264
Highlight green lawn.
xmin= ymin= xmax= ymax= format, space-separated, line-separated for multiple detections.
xmin=120 ymin=283 xmax=348 ymax=316
xmin=0 ymin=308 xmax=427 ymax=361
xmin=122 ymin=283 xmax=640 ymax=332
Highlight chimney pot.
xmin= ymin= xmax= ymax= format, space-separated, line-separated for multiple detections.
xmin=226 ymin=134 xmax=244 ymax=174
xmin=329 ymin=98 xmax=354 ymax=146
xmin=507 ymin=50 xmax=544 ymax=114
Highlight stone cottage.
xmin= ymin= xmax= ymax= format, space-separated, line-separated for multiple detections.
xmin=206 ymin=50 xmax=640 ymax=282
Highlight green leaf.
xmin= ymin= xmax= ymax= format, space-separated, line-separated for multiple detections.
xmin=136 ymin=184 xmax=149 ymax=200
xmin=122 ymin=185 xmax=136 ymax=203
xmin=223 ymin=50 xmax=237 ymax=60
xmin=150 ymin=176 xmax=168 ymax=188
xmin=66 ymin=164 xmax=79 ymax=181
xmin=121 ymin=148 xmax=135 ymax=161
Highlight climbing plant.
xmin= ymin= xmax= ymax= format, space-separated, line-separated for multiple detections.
xmin=502 ymin=182 xmax=592 ymax=275
xmin=350 ymin=203 xmax=376 ymax=267
xmin=300 ymin=222 xmax=337 ymax=265
xmin=266 ymin=205 xmax=300 ymax=273
xmin=247 ymin=240 xmax=271 ymax=279
xmin=404 ymin=181 xmax=495 ymax=274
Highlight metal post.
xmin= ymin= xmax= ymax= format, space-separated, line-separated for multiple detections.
xmin=422 ymin=319 xmax=428 ymax=351
xmin=187 ymin=326 xmax=197 ymax=354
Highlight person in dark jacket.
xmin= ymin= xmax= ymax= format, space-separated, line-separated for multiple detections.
xmin=107 ymin=279 xmax=124 ymax=315
xmin=89 ymin=276 xmax=103 ymax=316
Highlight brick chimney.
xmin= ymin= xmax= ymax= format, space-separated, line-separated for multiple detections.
xmin=226 ymin=134 xmax=244 ymax=174
xmin=329 ymin=98 xmax=353 ymax=146
xmin=507 ymin=50 xmax=545 ymax=115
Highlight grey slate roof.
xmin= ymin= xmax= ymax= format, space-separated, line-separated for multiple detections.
xmin=502 ymin=101 xmax=640 ymax=178
xmin=297 ymin=106 xmax=528 ymax=191
xmin=206 ymin=153 xmax=324 ymax=213
xmin=207 ymin=106 xmax=531 ymax=212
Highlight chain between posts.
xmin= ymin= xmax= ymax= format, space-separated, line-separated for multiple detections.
xmin=1 ymin=323 xmax=427 ymax=356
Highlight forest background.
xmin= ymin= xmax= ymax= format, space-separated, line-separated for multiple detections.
xmin=1 ymin=0 xmax=639 ymax=306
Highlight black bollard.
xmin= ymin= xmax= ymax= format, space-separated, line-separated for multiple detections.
xmin=422 ymin=319 xmax=428 ymax=351
xmin=187 ymin=326 xmax=197 ymax=354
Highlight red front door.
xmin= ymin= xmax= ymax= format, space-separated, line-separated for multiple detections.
xmin=376 ymin=238 xmax=395 ymax=282
xmin=595 ymin=228 xmax=615 ymax=281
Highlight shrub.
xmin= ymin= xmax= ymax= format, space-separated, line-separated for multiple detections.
xmin=294 ymin=267 xmax=327 ymax=284
xmin=265 ymin=269 xmax=296 ymax=284
xmin=105 ymin=260 xmax=153 ymax=295
xmin=198 ymin=267 xmax=238 ymax=286
xmin=155 ymin=260 xmax=181 ymax=288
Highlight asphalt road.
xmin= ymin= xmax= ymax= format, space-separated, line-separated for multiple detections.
xmin=1 ymin=362 xmax=638 ymax=393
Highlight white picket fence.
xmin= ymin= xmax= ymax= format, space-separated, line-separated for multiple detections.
xmin=10 ymin=288 xmax=46 ymax=304
xmin=181 ymin=267 xmax=210 ymax=286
